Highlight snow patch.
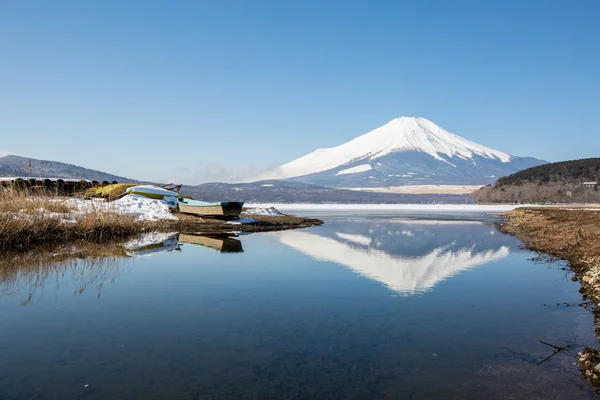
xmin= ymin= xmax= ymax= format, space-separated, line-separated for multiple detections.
xmin=336 ymin=164 xmax=372 ymax=175
xmin=242 ymin=207 xmax=284 ymax=216
xmin=226 ymin=217 xmax=259 ymax=225
xmin=66 ymin=195 xmax=178 ymax=221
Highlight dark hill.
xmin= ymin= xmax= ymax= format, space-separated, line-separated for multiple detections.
xmin=495 ymin=158 xmax=600 ymax=185
xmin=473 ymin=158 xmax=600 ymax=204
xmin=0 ymin=155 xmax=137 ymax=182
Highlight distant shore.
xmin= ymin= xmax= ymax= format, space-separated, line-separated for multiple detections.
xmin=498 ymin=207 xmax=600 ymax=389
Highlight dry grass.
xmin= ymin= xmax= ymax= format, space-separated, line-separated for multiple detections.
xmin=498 ymin=207 xmax=600 ymax=262
xmin=0 ymin=189 xmax=73 ymax=214
xmin=0 ymin=188 xmax=157 ymax=251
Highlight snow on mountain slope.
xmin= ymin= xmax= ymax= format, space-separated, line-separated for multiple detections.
xmin=336 ymin=164 xmax=372 ymax=175
xmin=254 ymin=117 xmax=510 ymax=181
xmin=246 ymin=117 xmax=545 ymax=187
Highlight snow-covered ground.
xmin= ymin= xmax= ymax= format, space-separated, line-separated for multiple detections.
xmin=4 ymin=196 xmax=177 ymax=225
xmin=242 ymin=207 xmax=285 ymax=216
xmin=65 ymin=195 xmax=178 ymax=221
xmin=245 ymin=204 xmax=525 ymax=213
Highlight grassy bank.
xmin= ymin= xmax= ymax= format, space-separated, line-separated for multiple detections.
xmin=498 ymin=207 xmax=600 ymax=388
xmin=0 ymin=190 xmax=158 ymax=251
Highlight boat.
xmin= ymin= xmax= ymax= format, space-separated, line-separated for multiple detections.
xmin=178 ymin=233 xmax=243 ymax=253
xmin=125 ymin=185 xmax=179 ymax=209
xmin=84 ymin=183 xmax=138 ymax=199
xmin=177 ymin=198 xmax=244 ymax=217
xmin=125 ymin=185 xmax=179 ymax=200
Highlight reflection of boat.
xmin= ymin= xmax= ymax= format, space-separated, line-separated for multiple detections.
xmin=125 ymin=233 xmax=179 ymax=256
xmin=179 ymin=233 xmax=244 ymax=253
xmin=177 ymin=198 xmax=244 ymax=217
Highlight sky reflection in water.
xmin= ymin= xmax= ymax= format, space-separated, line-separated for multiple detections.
xmin=0 ymin=214 xmax=596 ymax=399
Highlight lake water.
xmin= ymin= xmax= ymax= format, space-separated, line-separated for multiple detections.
xmin=0 ymin=212 xmax=597 ymax=399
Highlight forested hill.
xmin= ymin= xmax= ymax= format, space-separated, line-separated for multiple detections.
xmin=495 ymin=158 xmax=600 ymax=185
xmin=473 ymin=158 xmax=600 ymax=204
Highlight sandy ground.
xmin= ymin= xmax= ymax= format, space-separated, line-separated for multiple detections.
xmin=342 ymin=185 xmax=484 ymax=194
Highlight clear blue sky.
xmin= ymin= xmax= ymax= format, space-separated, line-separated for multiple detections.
xmin=1 ymin=0 xmax=598 ymax=183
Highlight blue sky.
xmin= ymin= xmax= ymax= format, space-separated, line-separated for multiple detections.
xmin=1 ymin=0 xmax=598 ymax=183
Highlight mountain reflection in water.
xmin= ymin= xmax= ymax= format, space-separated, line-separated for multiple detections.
xmin=273 ymin=219 xmax=517 ymax=295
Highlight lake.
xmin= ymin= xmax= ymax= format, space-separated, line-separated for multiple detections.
xmin=0 ymin=211 xmax=597 ymax=399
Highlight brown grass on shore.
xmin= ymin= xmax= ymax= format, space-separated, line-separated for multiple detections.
xmin=0 ymin=189 xmax=158 ymax=251
xmin=498 ymin=207 xmax=600 ymax=262
xmin=498 ymin=207 xmax=600 ymax=389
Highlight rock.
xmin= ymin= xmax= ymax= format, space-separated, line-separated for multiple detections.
xmin=594 ymin=363 xmax=600 ymax=372
xmin=572 ymin=276 xmax=578 ymax=281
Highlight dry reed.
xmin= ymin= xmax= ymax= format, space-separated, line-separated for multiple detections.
xmin=0 ymin=188 xmax=157 ymax=251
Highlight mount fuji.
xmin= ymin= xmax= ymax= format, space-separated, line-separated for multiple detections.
xmin=247 ymin=117 xmax=546 ymax=188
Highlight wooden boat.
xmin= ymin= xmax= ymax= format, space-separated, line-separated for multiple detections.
xmin=178 ymin=233 xmax=243 ymax=253
xmin=177 ymin=198 xmax=244 ymax=217
xmin=126 ymin=185 xmax=179 ymax=200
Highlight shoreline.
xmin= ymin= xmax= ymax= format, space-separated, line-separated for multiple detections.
xmin=497 ymin=207 xmax=600 ymax=389
xmin=1 ymin=208 xmax=323 ymax=252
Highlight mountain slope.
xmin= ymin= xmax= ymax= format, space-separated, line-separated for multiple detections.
xmin=248 ymin=117 xmax=546 ymax=187
xmin=0 ymin=155 xmax=137 ymax=182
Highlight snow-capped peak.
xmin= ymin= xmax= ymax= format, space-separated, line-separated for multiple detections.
xmin=251 ymin=117 xmax=511 ymax=181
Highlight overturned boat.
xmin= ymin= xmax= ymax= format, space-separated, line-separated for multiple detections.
xmin=177 ymin=198 xmax=244 ymax=217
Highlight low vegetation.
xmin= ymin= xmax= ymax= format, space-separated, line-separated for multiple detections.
xmin=473 ymin=158 xmax=600 ymax=204
xmin=0 ymin=189 xmax=157 ymax=251
xmin=498 ymin=207 xmax=600 ymax=388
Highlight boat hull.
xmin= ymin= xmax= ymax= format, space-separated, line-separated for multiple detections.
xmin=178 ymin=233 xmax=243 ymax=253
xmin=177 ymin=200 xmax=244 ymax=216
